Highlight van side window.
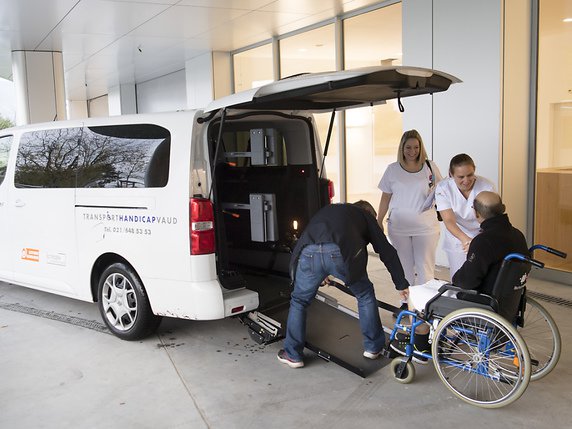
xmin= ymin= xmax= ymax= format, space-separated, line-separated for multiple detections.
xmin=0 ymin=135 xmax=12 ymax=185
xmin=14 ymin=124 xmax=170 ymax=189
xmin=15 ymin=128 xmax=83 ymax=188
xmin=79 ymin=124 xmax=170 ymax=188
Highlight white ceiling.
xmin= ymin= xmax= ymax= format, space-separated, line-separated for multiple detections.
xmin=0 ymin=0 xmax=385 ymax=101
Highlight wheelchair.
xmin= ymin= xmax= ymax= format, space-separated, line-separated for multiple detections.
xmin=389 ymin=244 xmax=566 ymax=408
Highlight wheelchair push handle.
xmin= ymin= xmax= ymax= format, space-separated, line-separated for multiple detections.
xmin=504 ymin=252 xmax=545 ymax=268
xmin=529 ymin=244 xmax=567 ymax=259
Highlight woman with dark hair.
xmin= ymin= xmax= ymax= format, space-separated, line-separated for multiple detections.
xmin=435 ymin=153 xmax=495 ymax=277
xmin=377 ymin=129 xmax=443 ymax=288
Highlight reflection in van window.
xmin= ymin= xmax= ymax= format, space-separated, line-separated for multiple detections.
xmin=15 ymin=128 xmax=83 ymax=188
xmin=14 ymin=124 xmax=170 ymax=188
xmin=0 ymin=135 xmax=12 ymax=185
xmin=79 ymin=124 xmax=170 ymax=188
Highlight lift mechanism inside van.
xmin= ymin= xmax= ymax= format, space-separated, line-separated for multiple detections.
xmin=201 ymin=66 xmax=461 ymax=377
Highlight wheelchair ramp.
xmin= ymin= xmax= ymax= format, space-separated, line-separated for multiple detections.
xmin=241 ymin=285 xmax=391 ymax=377
xmin=305 ymin=294 xmax=390 ymax=377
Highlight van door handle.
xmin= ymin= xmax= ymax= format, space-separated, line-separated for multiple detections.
xmin=14 ymin=199 xmax=25 ymax=207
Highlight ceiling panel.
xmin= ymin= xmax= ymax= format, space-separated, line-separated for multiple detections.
xmin=177 ymin=0 xmax=274 ymax=9
xmin=0 ymin=0 xmax=81 ymax=49
xmin=42 ymin=0 xmax=172 ymax=38
xmin=0 ymin=0 xmax=396 ymax=101
xmin=131 ymin=4 xmax=250 ymax=39
xmin=196 ymin=9 xmax=307 ymax=49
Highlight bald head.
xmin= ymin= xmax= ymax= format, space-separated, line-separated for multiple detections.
xmin=474 ymin=191 xmax=505 ymax=221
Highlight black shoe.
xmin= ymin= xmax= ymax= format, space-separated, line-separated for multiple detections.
xmin=389 ymin=331 xmax=409 ymax=356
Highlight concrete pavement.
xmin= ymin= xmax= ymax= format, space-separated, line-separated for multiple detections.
xmin=1 ymin=257 xmax=572 ymax=428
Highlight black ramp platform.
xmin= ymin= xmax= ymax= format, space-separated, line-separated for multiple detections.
xmin=304 ymin=298 xmax=390 ymax=377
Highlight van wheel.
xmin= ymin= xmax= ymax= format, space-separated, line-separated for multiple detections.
xmin=97 ymin=262 xmax=161 ymax=340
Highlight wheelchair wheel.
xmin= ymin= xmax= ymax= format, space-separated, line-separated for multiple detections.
xmin=432 ymin=308 xmax=531 ymax=408
xmin=518 ymin=297 xmax=561 ymax=381
xmin=390 ymin=358 xmax=415 ymax=384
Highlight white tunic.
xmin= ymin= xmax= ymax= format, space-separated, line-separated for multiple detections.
xmin=434 ymin=175 xmax=496 ymax=252
xmin=378 ymin=161 xmax=443 ymax=236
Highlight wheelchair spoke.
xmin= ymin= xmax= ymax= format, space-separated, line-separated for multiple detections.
xmin=432 ymin=309 xmax=530 ymax=408
xmin=516 ymin=297 xmax=561 ymax=381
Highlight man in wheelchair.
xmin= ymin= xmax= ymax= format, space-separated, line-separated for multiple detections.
xmin=391 ymin=191 xmax=529 ymax=363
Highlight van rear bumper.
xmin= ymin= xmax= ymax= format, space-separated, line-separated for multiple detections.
xmin=145 ymin=277 xmax=258 ymax=320
xmin=222 ymin=287 xmax=259 ymax=317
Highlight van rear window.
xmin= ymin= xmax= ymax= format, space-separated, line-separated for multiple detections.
xmin=14 ymin=124 xmax=170 ymax=188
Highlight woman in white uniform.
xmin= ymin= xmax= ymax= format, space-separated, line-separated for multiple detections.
xmin=435 ymin=153 xmax=495 ymax=278
xmin=377 ymin=129 xmax=443 ymax=287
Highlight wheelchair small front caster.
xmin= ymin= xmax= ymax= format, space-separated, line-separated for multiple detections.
xmin=390 ymin=357 xmax=415 ymax=384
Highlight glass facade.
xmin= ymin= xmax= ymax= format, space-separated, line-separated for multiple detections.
xmin=279 ymin=24 xmax=340 ymax=201
xmin=233 ymin=43 xmax=273 ymax=92
xmin=279 ymin=25 xmax=336 ymax=77
xmin=232 ymin=5 xmax=403 ymax=205
xmin=534 ymin=0 xmax=572 ymax=273
xmin=343 ymin=4 xmax=402 ymax=209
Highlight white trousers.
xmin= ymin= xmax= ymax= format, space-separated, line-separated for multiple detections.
xmin=388 ymin=231 xmax=440 ymax=286
xmin=445 ymin=250 xmax=468 ymax=279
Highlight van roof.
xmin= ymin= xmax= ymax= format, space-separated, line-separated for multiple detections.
xmin=205 ymin=66 xmax=461 ymax=112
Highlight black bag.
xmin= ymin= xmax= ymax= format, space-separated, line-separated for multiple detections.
xmin=425 ymin=160 xmax=443 ymax=221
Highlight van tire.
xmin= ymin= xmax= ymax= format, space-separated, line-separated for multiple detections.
xmin=97 ymin=262 xmax=162 ymax=340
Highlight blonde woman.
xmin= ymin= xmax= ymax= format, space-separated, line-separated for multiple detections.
xmin=377 ymin=130 xmax=443 ymax=287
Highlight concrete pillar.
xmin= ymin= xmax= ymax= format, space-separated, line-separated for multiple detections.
xmin=213 ymin=52 xmax=231 ymax=100
xmin=186 ymin=53 xmax=213 ymax=109
xmin=186 ymin=51 xmax=232 ymax=109
xmin=108 ymin=83 xmax=137 ymax=116
xmin=11 ymin=50 xmax=66 ymax=125
xmin=67 ymin=100 xmax=88 ymax=120
xmin=402 ymin=0 xmax=503 ymax=268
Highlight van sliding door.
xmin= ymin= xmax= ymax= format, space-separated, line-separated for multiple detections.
xmin=9 ymin=128 xmax=79 ymax=295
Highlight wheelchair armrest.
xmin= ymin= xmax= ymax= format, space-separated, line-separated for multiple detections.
xmin=425 ymin=284 xmax=498 ymax=317
xmin=437 ymin=284 xmax=478 ymax=295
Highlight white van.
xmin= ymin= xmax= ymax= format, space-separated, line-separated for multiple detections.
xmin=0 ymin=66 xmax=459 ymax=340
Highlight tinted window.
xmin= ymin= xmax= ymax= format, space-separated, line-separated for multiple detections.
xmin=0 ymin=135 xmax=12 ymax=185
xmin=14 ymin=124 xmax=170 ymax=189
xmin=78 ymin=124 xmax=170 ymax=188
xmin=15 ymin=128 xmax=82 ymax=188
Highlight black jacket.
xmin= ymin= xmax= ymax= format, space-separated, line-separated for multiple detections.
xmin=290 ymin=203 xmax=409 ymax=290
xmin=452 ymin=214 xmax=529 ymax=295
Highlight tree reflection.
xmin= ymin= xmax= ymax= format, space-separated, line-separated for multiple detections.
xmin=15 ymin=126 xmax=164 ymax=188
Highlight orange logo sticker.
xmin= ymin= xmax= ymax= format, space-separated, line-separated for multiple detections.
xmin=21 ymin=248 xmax=40 ymax=262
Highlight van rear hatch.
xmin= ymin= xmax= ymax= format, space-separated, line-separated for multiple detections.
xmin=205 ymin=66 xmax=460 ymax=112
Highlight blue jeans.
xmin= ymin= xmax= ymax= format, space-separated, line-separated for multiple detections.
xmin=284 ymin=243 xmax=385 ymax=361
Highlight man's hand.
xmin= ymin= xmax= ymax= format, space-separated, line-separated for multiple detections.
xmin=462 ymin=239 xmax=472 ymax=252
xmin=398 ymin=288 xmax=409 ymax=302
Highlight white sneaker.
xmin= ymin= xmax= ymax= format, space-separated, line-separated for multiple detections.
xmin=363 ymin=350 xmax=382 ymax=359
